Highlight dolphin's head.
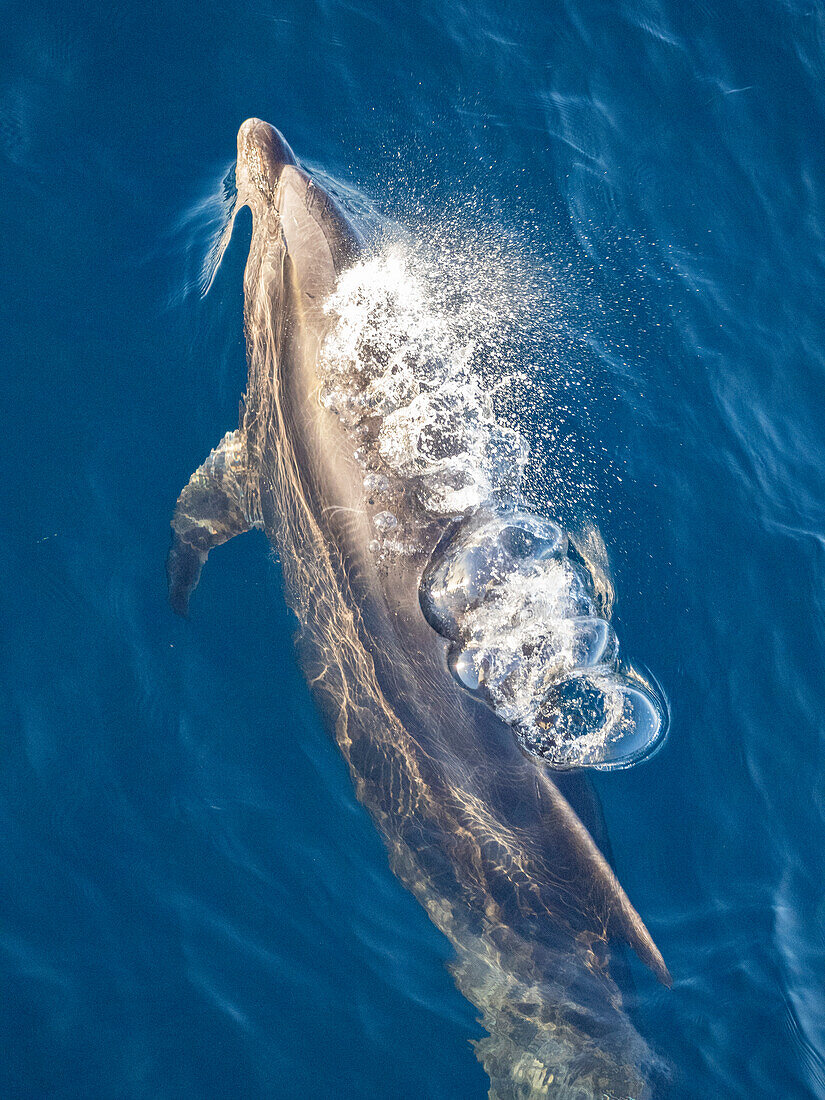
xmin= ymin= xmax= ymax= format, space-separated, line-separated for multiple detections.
xmin=201 ymin=119 xmax=299 ymax=294
xmin=235 ymin=118 xmax=297 ymax=207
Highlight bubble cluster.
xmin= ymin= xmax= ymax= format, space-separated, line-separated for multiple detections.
xmin=318 ymin=235 xmax=666 ymax=769
xmin=421 ymin=511 xmax=666 ymax=769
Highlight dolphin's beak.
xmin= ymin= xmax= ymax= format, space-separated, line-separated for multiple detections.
xmin=235 ymin=118 xmax=297 ymax=207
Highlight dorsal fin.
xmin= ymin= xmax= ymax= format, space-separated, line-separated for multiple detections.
xmin=167 ymin=429 xmax=260 ymax=616
xmin=537 ymin=771 xmax=671 ymax=985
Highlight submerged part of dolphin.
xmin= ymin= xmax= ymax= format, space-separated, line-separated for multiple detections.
xmin=168 ymin=119 xmax=670 ymax=1099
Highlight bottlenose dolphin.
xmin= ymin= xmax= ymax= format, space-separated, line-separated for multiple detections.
xmin=168 ymin=118 xmax=669 ymax=1099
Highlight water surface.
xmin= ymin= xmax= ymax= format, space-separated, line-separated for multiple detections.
xmin=3 ymin=1 xmax=825 ymax=1096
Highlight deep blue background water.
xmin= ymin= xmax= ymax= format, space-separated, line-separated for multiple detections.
xmin=4 ymin=1 xmax=825 ymax=1096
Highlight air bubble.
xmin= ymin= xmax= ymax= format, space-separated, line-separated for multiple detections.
xmin=448 ymin=644 xmax=487 ymax=693
xmin=521 ymin=669 xmax=665 ymax=769
xmin=373 ymin=511 xmax=398 ymax=533
xmin=555 ymin=561 xmax=597 ymax=618
xmin=420 ymin=510 xmax=568 ymax=639
xmin=364 ymin=472 xmax=390 ymax=494
xmin=563 ymin=616 xmax=619 ymax=669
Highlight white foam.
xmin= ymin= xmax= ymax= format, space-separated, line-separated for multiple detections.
xmin=319 ymin=244 xmax=528 ymax=526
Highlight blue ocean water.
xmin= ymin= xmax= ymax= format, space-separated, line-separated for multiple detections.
xmin=3 ymin=0 xmax=825 ymax=1096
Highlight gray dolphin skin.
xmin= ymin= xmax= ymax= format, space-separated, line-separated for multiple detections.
xmin=168 ymin=118 xmax=670 ymax=1100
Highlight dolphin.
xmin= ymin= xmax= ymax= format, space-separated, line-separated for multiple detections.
xmin=168 ymin=118 xmax=670 ymax=1100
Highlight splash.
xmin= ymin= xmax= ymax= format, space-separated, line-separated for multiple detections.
xmin=318 ymin=232 xmax=665 ymax=769
xmin=319 ymin=242 xmax=528 ymax=519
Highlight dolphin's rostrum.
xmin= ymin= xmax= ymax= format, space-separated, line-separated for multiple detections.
xmin=168 ymin=118 xmax=669 ymax=1099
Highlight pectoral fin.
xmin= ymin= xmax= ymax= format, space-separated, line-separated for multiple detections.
xmin=167 ymin=429 xmax=260 ymax=616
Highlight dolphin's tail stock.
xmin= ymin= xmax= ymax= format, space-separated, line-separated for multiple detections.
xmin=299 ymin=611 xmax=670 ymax=1098
xmin=369 ymin=767 xmax=669 ymax=1100
xmin=455 ymin=940 xmax=661 ymax=1100
xmin=396 ymin=763 xmax=669 ymax=1099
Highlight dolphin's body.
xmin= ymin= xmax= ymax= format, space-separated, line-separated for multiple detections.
xmin=168 ymin=119 xmax=669 ymax=1099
